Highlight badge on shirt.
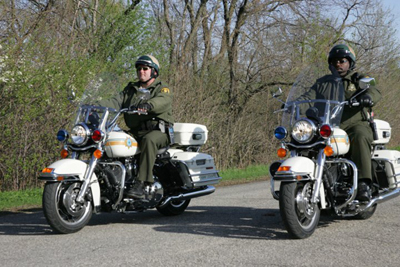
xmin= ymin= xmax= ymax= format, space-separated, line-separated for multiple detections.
xmin=348 ymin=84 xmax=356 ymax=92
xmin=161 ymin=87 xmax=170 ymax=93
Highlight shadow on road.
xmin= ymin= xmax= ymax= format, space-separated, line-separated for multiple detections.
xmin=0 ymin=205 xmax=340 ymax=240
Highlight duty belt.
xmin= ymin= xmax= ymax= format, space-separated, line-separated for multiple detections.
xmin=139 ymin=120 xmax=159 ymax=131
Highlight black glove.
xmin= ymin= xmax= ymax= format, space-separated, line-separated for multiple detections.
xmin=137 ymin=103 xmax=152 ymax=111
xmin=358 ymin=94 xmax=373 ymax=107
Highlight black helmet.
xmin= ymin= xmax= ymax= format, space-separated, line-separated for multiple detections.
xmin=135 ymin=55 xmax=160 ymax=78
xmin=328 ymin=44 xmax=356 ymax=70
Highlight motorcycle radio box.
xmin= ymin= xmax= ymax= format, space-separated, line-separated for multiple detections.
xmin=373 ymin=119 xmax=391 ymax=145
xmin=173 ymin=123 xmax=208 ymax=146
xmin=171 ymin=152 xmax=221 ymax=187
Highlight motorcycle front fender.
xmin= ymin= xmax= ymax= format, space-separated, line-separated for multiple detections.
xmin=273 ymin=156 xmax=315 ymax=181
xmin=38 ymin=159 xmax=101 ymax=208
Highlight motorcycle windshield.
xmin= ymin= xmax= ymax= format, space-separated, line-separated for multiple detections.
xmin=281 ymin=63 xmax=346 ymax=130
xmin=69 ymin=73 xmax=132 ymax=132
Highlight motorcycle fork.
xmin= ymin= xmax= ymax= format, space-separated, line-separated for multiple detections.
xmin=311 ymin=149 xmax=326 ymax=204
xmin=76 ymin=155 xmax=99 ymax=203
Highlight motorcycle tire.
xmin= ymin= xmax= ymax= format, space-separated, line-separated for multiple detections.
xmin=156 ymin=199 xmax=191 ymax=216
xmin=279 ymin=181 xmax=320 ymax=239
xmin=42 ymin=182 xmax=93 ymax=234
xmin=354 ymin=204 xmax=377 ymax=220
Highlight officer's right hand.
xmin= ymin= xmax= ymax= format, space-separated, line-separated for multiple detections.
xmin=358 ymin=94 xmax=373 ymax=107
xmin=350 ymin=94 xmax=373 ymax=108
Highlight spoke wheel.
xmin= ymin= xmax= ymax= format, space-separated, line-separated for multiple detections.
xmin=42 ymin=182 xmax=93 ymax=234
xmin=279 ymin=182 xmax=320 ymax=239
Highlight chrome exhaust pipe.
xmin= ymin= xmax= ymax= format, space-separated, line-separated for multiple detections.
xmin=365 ymin=187 xmax=400 ymax=209
xmin=159 ymin=186 xmax=215 ymax=208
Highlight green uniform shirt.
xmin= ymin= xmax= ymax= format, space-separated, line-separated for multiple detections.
xmin=299 ymin=70 xmax=382 ymax=128
xmin=98 ymin=77 xmax=174 ymax=131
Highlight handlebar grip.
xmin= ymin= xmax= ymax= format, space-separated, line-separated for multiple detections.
xmin=126 ymin=110 xmax=148 ymax=115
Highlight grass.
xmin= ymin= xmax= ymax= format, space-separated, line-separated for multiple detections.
xmin=0 ymin=188 xmax=43 ymax=212
xmin=0 ymin=164 xmax=270 ymax=212
xmin=218 ymin=164 xmax=270 ymax=185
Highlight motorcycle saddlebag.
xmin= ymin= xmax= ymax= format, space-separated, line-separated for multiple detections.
xmin=171 ymin=152 xmax=221 ymax=188
xmin=372 ymin=149 xmax=400 ymax=189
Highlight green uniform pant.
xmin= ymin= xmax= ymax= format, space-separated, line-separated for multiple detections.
xmin=135 ymin=130 xmax=169 ymax=183
xmin=344 ymin=123 xmax=373 ymax=181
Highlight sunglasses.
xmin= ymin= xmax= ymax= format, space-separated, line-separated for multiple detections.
xmin=137 ymin=67 xmax=150 ymax=71
xmin=330 ymin=59 xmax=348 ymax=65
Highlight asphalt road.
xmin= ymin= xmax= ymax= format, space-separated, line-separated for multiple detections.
xmin=1 ymin=181 xmax=399 ymax=267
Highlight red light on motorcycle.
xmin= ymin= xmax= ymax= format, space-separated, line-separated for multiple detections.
xmin=57 ymin=176 xmax=65 ymax=181
xmin=277 ymin=148 xmax=287 ymax=158
xmin=324 ymin=145 xmax=334 ymax=156
xmin=319 ymin=124 xmax=332 ymax=138
xmin=42 ymin=168 xmax=54 ymax=173
xmin=94 ymin=149 xmax=103 ymax=159
xmin=60 ymin=149 xmax=69 ymax=158
xmin=277 ymin=166 xmax=291 ymax=172
xmin=92 ymin=130 xmax=103 ymax=143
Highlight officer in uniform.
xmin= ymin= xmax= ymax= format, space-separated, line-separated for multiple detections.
xmin=99 ymin=55 xmax=173 ymax=198
xmin=299 ymin=44 xmax=382 ymax=201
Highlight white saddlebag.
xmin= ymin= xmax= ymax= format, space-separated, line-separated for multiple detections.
xmin=372 ymin=150 xmax=400 ymax=188
xmin=171 ymin=151 xmax=221 ymax=187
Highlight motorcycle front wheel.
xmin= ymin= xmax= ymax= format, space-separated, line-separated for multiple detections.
xmin=42 ymin=182 xmax=93 ymax=234
xmin=279 ymin=181 xmax=320 ymax=239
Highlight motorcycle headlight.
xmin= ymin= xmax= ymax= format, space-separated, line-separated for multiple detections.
xmin=71 ymin=123 xmax=90 ymax=145
xmin=291 ymin=119 xmax=316 ymax=143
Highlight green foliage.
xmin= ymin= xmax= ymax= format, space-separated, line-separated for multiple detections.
xmin=0 ymin=1 xmax=166 ymax=191
xmin=1 ymin=0 xmax=400 ymax=192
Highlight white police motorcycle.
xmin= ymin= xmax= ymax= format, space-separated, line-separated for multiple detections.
xmin=38 ymin=74 xmax=221 ymax=234
xmin=270 ymin=65 xmax=400 ymax=239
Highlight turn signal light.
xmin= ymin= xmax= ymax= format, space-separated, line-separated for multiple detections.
xmin=277 ymin=148 xmax=287 ymax=158
xmin=324 ymin=145 xmax=334 ymax=156
xmin=277 ymin=166 xmax=291 ymax=172
xmin=60 ymin=149 xmax=69 ymax=158
xmin=93 ymin=149 xmax=103 ymax=159
xmin=42 ymin=168 xmax=54 ymax=173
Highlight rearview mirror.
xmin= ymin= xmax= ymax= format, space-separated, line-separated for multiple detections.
xmin=68 ymin=89 xmax=76 ymax=102
xmin=271 ymin=87 xmax=283 ymax=98
xmin=359 ymin=77 xmax=375 ymax=90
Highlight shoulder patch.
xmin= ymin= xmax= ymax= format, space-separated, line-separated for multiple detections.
xmin=161 ymin=87 xmax=170 ymax=93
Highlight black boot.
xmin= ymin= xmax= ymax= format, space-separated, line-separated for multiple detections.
xmin=356 ymin=180 xmax=371 ymax=202
xmin=126 ymin=181 xmax=144 ymax=198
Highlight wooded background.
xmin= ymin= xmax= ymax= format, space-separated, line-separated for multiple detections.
xmin=1 ymin=0 xmax=400 ymax=191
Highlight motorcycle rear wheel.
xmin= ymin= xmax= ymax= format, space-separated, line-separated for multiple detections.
xmin=279 ymin=181 xmax=320 ymax=239
xmin=42 ymin=182 xmax=93 ymax=234
xmin=156 ymin=199 xmax=191 ymax=216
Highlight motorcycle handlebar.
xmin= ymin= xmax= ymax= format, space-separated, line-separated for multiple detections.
xmin=107 ymin=108 xmax=148 ymax=130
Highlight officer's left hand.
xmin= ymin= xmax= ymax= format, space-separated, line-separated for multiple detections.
xmin=137 ymin=103 xmax=152 ymax=112
xmin=358 ymin=94 xmax=373 ymax=107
